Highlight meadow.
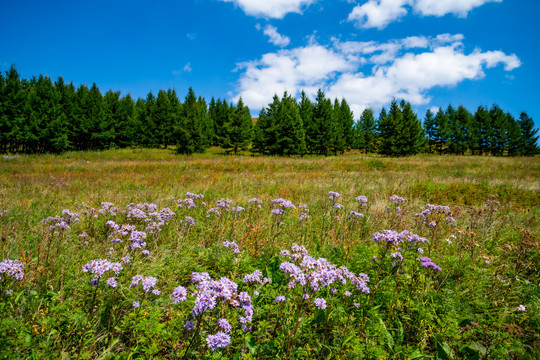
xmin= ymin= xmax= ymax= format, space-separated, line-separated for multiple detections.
xmin=0 ymin=148 xmax=539 ymax=359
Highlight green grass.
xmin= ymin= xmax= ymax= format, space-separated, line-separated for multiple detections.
xmin=0 ymin=149 xmax=538 ymax=359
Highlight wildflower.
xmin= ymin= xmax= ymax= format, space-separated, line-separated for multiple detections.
xmin=106 ymin=277 xmax=117 ymax=288
xmin=181 ymin=216 xmax=196 ymax=227
xmin=171 ymin=286 xmax=188 ymax=303
xmin=122 ymin=256 xmax=131 ymax=264
xmin=446 ymin=217 xmax=457 ymax=226
xmin=274 ymin=295 xmax=286 ymax=302
xmin=132 ymin=301 xmax=140 ymax=308
xmin=428 ymin=221 xmax=437 ymax=228
xmin=333 ymin=203 xmax=344 ymax=209
xmin=217 ymin=318 xmax=232 ymax=333
xmin=184 ymin=320 xmax=194 ymax=331
xmin=418 ymin=248 xmax=424 ymax=253
xmin=142 ymin=250 xmax=150 ymax=256
xmin=353 ymin=303 xmax=360 ymax=308
xmin=0 ymin=259 xmax=25 ymax=281
xmin=6 ymin=290 xmax=13 ymax=295
xmin=344 ymin=291 xmax=351 ymax=297
xmin=389 ymin=194 xmax=407 ymax=205
xmin=328 ymin=191 xmax=341 ymax=201
xmin=421 ymin=261 xmax=442 ymax=271
xmin=206 ymin=332 xmax=231 ymax=351
xmin=314 ymin=298 xmax=327 ymax=310
xmin=517 ymin=305 xmax=526 ymax=312
xmin=271 ymin=208 xmax=284 ymax=216
xmin=248 ymin=198 xmax=262 ymax=209
xmin=355 ymin=195 xmax=368 ymax=206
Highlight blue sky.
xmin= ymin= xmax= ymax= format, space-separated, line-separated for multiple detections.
xmin=1 ymin=0 xmax=539 ymax=125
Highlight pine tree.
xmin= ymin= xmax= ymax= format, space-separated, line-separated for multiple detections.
xmin=176 ymin=87 xmax=205 ymax=154
xmin=378 ymin=101 xmax=401 ymax=156
xmin=340 ymin=99 xmax=355 ymax=150
xmin=518 ymin=111 xmax=538 ymax=156
xmin=474 ymin=105 xmax=491 ymax=155
xmin=506 ymin=113 xmax=523 ymax=156
xmin=100 ymin=90 xmax=120 ymax=148
xmin=423 ymin=109 xmax=436 ymax=153
xmin=1 ymin=65 xmax=27 ymax=153
xmin=357 ymin=108 xmax=377 ymax=153
xmin=455 ymin=105 xmax=471 ymax=155
xmin=433 ymin=108 xmax=448 ymax=154
xmin=154 ymin=89 xmax=172 ymax=148
xmin=489 ymin=105 xmax=508 ymax=156
xmin=399 ymin=100 xmax=426 ymax=155
xmin=299 ymin=91 xmax=315 ymax=154
xmin=220 ymin=97 xmax=253 ymax=154
xmin=332 ymin=98 xmax=346 ymax=155
xmin=273 ymin=92 xmax=306 ymax=156
xmin=311 ymin=89 xmax=334 ymax=156
xmin=116 ymin=94 xmax=136 ymax=147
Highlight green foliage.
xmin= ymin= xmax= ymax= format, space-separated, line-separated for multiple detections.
xmin=220 ymin=97 xmax=253 ymax=154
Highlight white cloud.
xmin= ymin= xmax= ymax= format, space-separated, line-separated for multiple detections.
xmin=232 ymin=34 xmax=521 ymax=116
xmin=183 ymin=63 xmax=192 ymax=72
xmin=414 ymin=0 xmax=502 ymax=17
xmin=348 ymin=0 xmax=502 ymax=29
xmin=348 ymin=0 xmax=410 ymax=30
xmin=260 ymin=25 xmax=291 ymax=47
xmin=219 ymin=0 xmax=317 ymax=19
xmin=172 ymin=63 xmax=193 ymax=75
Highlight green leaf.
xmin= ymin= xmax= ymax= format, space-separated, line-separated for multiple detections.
xmin=396 ymin=318 xmax=404 ymax=346
xmin=245 ymin=333 xmax=257 ymax=355
xmin=436 ymin=341 xmax=454 ymax=360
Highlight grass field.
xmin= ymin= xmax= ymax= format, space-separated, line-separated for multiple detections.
xmin=1 ymin=148 xmax=539 ymax=359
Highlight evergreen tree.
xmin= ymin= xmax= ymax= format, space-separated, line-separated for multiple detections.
xmin=518 ymin=111 xmax=538 ymax=156
xmin=445 ymin=105 xmax=460 ymax=154
xmin=455 ymin=105 xmax=471 ymax=155
xmin=0 ymin=65 xmax=27 ymax=153
xmin=518 ymin=111 xmax=539 ymax=156
xmin=299 ymin=91 xmax=315 ymax=154
xmin=220 ymin=97 xmax=253 ymax=154
xmin=474 ymin=105 xmax=491 ymax=155
xmin=377 ymin=101 xmax=402 ymax=156
xmin=116 ymin=94 xmax=137 ymax=147
xmin=332 ymin=98 xmax=346 ymax=155
xmin=197 ymin=96 xmax=213 ymax=149
xmin=399 ymin=100 xmax=426 ymax=155
xmin=272 ymin=92 xmax=306 ymax=156
xmin=506 ymin=113 xmax=523 ymax=156
xmin=489 ymin=105 xmax=508 ymax=156
xmin=154 ymin=89 xmax=172 ymax=148
xmin=176 ymin=87 xmax=205 ymax=154
xmin=311 ymin=89 xmax=335 ymax=156
xmin=423 ymin=109 xmax=436 ymax=153
xmin=432 ymin=108 xmax=448 ymax=154
xmin=357 ymin=108 xmax=377 ymax=153
xmin=100 ymin=90 xmax=120 ymax=148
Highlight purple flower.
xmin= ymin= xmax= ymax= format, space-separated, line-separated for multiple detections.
xmin=217 ymin=318 xmax=232 ymax=333
xmin=184 ymin=320 xmax=194 ymax=331
xmin=6 ymin=290 xmax=13 ymax=295
xmin=171 ymin=286 xmax=188 ymax=303
xmin=152 ymin=288 xmax=161 ymax=295
xmin=0 ymin=259 xmax=25 ymax=281
xmin=421 ymin=262 xmax=442 ymax=271
xmin=106 ymin=277 xmax=117 ymax=288
xmin=328 ymin=191 xmax=341 ymax=201
xmin=142 ymin=250 xmax=150 ymax=256
xmin=132 ymin=301 xmax=140 ymax=308
xmin=355 ymin=195 xmax=368 ymax=206
xmin=206 ymin=332 xmax=231 ymax=351
xmin=274 ymin=295 xmax=286 ymax=302
xmin=314 ymin=298 xmax=327 ymax=310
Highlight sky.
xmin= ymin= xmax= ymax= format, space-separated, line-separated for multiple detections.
xmin=1 ymin=0 xmax=539 ymax=125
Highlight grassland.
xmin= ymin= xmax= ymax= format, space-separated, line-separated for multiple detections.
xmin=0 ymin=148 xmax=539 ymax=359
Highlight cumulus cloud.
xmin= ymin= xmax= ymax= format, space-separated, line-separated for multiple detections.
xmin=219 ymin=0 xmax=317 ymax=19
xmin=348 ymin=0 xmax=502 ymax=29
xmin=259 ymin=24 xmax=291 ymax=47
xmin=232 ymin=34 xmax=520 ymax=116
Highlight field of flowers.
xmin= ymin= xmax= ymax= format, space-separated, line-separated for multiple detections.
xmin=0 ymin=149 xmax=539 ymax=359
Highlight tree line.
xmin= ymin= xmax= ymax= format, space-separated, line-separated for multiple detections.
xmin=0 ymin=66 xmax=537 ymax=156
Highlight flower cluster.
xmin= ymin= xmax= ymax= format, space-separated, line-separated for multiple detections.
xmin=42 ymin=209 xmax=80 ymax=233
xmin=372 ymin=230 xmax=427 ymax=246
xmin=279 ymin=244 xmax=370 ymax=298
xmin=130 ymin=275 xmax=159 ymax=294
xmin=206 ymin=332 xmax=231 ymax=351
xmin=355 ymin=195 xmax=368 ymax=207
xmin=328 ymin=191 xmax=341 ymax=201
xmin=389 ymin=194 xmax=407 ymax=205
xmin=248 ymin=198 xmax=262 ymax=209
xmin=0 ymin=259 xmax=25 ymax=281
xmin=418 ymin=257 xmax=442 ymax=271
xmin=223 ymin=241 xmax=241 ymax=254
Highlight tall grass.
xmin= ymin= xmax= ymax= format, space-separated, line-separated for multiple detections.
xmin=0 ymin=149 xmax=538 ymax=359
